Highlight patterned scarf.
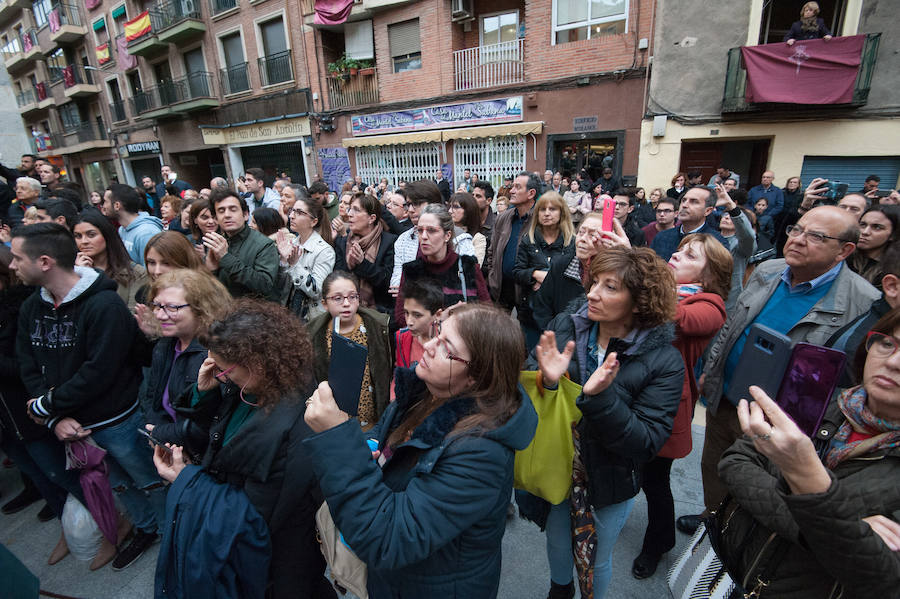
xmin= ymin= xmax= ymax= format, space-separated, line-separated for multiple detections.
xmin=676 ymin=283 xmax=703 ymax=302
xmin=570 ymin=425 xmax=595 ymax=598
xmin=800 ymin=15 xmax=819 ymax=32
xmin=347 ymin=225 xmax=383 ymax=307
xmin=825 ymin=385 xmax=900 ymax=469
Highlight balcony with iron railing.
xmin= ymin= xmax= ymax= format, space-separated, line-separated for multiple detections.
xmin=130 ymin=71 xmax=219 ymax=119
xmin=18 ymin=85 xmax=56 ymax=115
xmin=109 ymin=100 xmax=128 ymax=123
xmin=326 ymin=65 xmax=378 ymax=109
xmin=63 ymin=64 xmax=102 ymax=98
xmin=48 ymin=2 xmax=87 ymax=45
xmin=154 ymin=0 xmax=205 ymax=44
xmin=453 ymin=39 xmax=524 ymax=92
xmin=58 ymin=120 xmax=112 ymax=153
xmin=30 ymin=131 xmax=62 ymax=154
xmin=125 ymin=8 xmax=166 ymax=56
xmin=258 ymin=50 xmax=293 ymax=87
xmin=209 ymin=0 xmax=237 ymax=17
xmin=3 ymin=29 xmax=40 ymax=71
xmin=723 ymin=33 xmax=881 ymax=113
xmin=220 ymin=62 xmax=250 ymax=96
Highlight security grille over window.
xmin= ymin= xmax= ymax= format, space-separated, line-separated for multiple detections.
xmin=239 ymin=141 xmax=306 ymax=185
xmin=355 ymin=142 xmax=441 ymax=187
xmin=452 ymin=135 xmax=525 ymax=189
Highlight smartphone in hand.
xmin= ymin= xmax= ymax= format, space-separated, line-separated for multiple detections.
xmin=137 ymin=427 xmax=173 ymax=454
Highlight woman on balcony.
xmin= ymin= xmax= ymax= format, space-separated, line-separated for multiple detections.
xmin=784 ymin=2 xmax=833 ymax=45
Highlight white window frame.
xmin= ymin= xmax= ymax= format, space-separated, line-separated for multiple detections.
xmin=550 ymin=0 xmax=629 ymax=46
xmin=479 ymin=10 xmax=519 ymax=48
xmin=216 ymin=26 xmax=247 ymax=65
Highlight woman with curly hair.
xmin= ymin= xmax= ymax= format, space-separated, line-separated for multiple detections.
xmin=525 ymin=246 xmax=684 ymax=599
xmin=151 ymin=298 xmax=336 ymax=598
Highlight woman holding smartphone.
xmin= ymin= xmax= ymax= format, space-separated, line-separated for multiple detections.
xmin=303 ymin=303 xmax=537 ymax=598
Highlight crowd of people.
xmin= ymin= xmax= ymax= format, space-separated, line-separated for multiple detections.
xmin=0 ymin=150 xmax=899 ymax=599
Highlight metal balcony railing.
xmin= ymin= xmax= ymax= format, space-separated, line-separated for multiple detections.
xmin=62 ymin=63 xmax=96 ymax=88
xmin=31 ymin=132 xmax=60 ymax=153
xmin=2 ymin=29 xmax=38 ymax=60
xmin=327 ymin=66 xmax=378 ymax=108
xmin=453 ymin=39 xmax=524 ymax=91
xmin=15 ymin=88 xmax=35 ymax=107
xmin=60 ymin=120 xmax=107 ymax=143
xmin=723 ymin=33 xmax=881 ymax=113
xmin=220 ymin=62 xmax=250 ymax=95
xmin=154 ymin=0 xmax=201 ymax=30
xmin=48 ymin=65 xmax=66 ymax=83
xmin=258 ymin=50 xmax=292 ymax=86
xmin=130 ymin=71 xmax=217 ymax=114
xmin=50 ymin=2 xmax=83 ymax=28
xmin=209 ymin=0 xmax=237 ymax=15
xmin=109 ymin=100 xmax=127 ymax=122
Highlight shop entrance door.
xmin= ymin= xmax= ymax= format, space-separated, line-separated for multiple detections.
xmin=679 ymin=139 xmax=771 ymax=190
xmin=239 ymin=142 xmax=305 ymax=186
xmin=550 ymin=136 xmax=619 ymax=181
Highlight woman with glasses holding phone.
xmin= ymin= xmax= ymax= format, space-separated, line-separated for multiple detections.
xmin=151 ymin=298 xmax=337 ymax=599
xmin=715 ymin=307 xmax=900 ymax=598
xmin=276 ymin=193 xmax=335 ymax=321
xmin=334 ymin=192 xmax=397 ymax=314
xmin=308 ymin=271 xmax=391 ymax=430
xmin=303 ymin=303 xmax=538 ymax=598
xmin=393 ymin=204 xmax=490 ymax=328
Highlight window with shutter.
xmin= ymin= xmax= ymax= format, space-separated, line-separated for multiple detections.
xmin=345 ymin=20 xmax=374 ymax=60
xmin=388 ymin=19 xmax=421 ymax=72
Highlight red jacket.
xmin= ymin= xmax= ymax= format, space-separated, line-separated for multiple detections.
xmin=658 ymin=292 xmax=727 ymax=459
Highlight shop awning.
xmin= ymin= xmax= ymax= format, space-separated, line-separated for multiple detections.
xmin=440 ymin=121 xmax=542 ymax=141
xmin=342 ymin=130 xmax=442 ymax=147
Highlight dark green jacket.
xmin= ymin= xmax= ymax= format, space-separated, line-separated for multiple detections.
xmin=215 ymin=225 xmax=280 ymax=300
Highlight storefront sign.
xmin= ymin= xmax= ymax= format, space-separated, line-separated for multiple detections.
xmin=124 ymin=140 xmax=160 ymax=156
xmin=351 ymin=97 xmax=523 ymax=136
xmin=573 ymin=116 xmax=598 ymax=132
xmin=318 ymin=147 xmax=351 ymax=194
xmin=200 ymin=117 xmax=311 ymax=146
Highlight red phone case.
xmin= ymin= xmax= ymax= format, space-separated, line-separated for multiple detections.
xmin=601 ymin=197 xmax=616 ymax=232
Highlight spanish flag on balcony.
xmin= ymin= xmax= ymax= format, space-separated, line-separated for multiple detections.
xmin=124 ymin=11 xmax=151 ymax=41
xmin=96 ymin=43 xmax=110 ymax=65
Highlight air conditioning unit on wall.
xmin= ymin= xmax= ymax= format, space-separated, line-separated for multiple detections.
xmin=451 ymin=0 xmax=473 ymax=22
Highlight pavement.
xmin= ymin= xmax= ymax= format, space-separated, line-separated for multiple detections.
xmin=0 ymin=418 xmax=707 ymax=599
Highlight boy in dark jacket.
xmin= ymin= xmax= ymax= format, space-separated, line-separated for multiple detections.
xmin=11 ymin=223 xmax=165 ymax=570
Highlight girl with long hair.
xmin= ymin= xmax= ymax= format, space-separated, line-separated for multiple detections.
xmin=74 ymin=209 xmax=147 ymax=310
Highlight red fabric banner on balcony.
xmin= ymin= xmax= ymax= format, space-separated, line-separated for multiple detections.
xmin=117 ymin=35 xmax=137 ymax=70
xmin=124 ymin=11 xmax=152 ymax=41
xmin=96 ymin=43 xmax=110 ymax=64
xmin=35 ymin=81 xmax=47 ymax=100
xmin=48 ymin=8 xmax=60 ymax=33
xmin=22 ymin=32 xmax=33 ymax=52
xmin=85 ymin=0 xmax=101 ymax=10
xmin=741 ymin=35 xmax=865 ymax=105
xmin=314 ymin=0 xmax=354 ymax=25
xmin=62 ymin=65 xmax=75 ymax=87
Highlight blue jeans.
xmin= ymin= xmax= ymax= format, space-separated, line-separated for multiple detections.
xmin=0 ymin=434 xmax=85 ymax=518
xmin=592 ymin=497 xmax=635 ymax=598
xmin=545 ymin=500 xmax=575 ymax=585
xmin=90 ymin=410 xmax=167 ymax=534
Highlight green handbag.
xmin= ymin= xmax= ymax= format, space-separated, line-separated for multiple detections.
xmin=514 ymin=371 xmax=583 ymax=504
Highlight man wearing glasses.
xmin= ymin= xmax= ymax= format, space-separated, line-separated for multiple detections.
xmin=677 ymin=206 xmax=880 ymax=536
xmin=641 ymin=197 xmax=677 ymax=246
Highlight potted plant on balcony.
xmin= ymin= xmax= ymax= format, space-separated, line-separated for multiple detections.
xmin=358 ymin=59 xmax=374 ymax=76
xmin=347 ymin=57 xmax=361 ymax=76
xmin=327 ymin=55 xmax=350 ymax=81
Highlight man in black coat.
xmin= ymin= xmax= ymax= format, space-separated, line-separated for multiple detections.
xmin=434 ymin=169 xmax=451 ymax=204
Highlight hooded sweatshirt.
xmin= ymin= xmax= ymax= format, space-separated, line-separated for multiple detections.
xmin=119 ymin=211 xmax=164 ymax=265
xmin=18 ymin=266 xmax=142 ymax=431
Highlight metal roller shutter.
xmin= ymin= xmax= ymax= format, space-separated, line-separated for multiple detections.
xmin=388 ymin=19 xmax=420 ymax=57
xmin=799 ymin=156 xmax=900 ymax=192
xmin=452 ymin=136 xmax=526 ymax=189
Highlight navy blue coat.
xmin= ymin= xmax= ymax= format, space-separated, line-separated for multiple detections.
xmin=155 ymin=465 xmax=270 ymax=599
xmin=304 ymin=367 xmax=538 ymax=598
xmin=650 ymin=222 xmax=727 ymax=261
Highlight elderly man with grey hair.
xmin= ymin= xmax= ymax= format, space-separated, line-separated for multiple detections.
xmin=210 ymin=176 xmax=228 ymax=191
xmin=8 ymin=176 xmax=42 ymax=227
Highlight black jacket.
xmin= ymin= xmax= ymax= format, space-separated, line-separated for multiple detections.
xmin=513 ymin=231 xmax=575 ymax=320
xmin=623 ymin=215 xmax=647 ymax=247
xmin=0 ymin=284 xmax=47 ymax=442
xmin=334 ymin=231 xmax=397 ymax=314
xmin=139 ymin=336 xmax=207 ymax=427
xmin=18 ymin=268 xmax=143 ymax=431
xmin=197 ymin=384 xmax=331 ymax=599
xmin=536 ymin=302 xmax=684 ymax=507
xmin=530 ymin=258 xmax=586 ymax=331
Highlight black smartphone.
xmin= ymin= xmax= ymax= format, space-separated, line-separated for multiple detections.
xmin=874 ymin=190 xmax=891 ymax=198
xmin=727 ymin=324 xmax=792 ymax=405
xmin=775 ymin=343 xmax=846 ymax=437
xmin=137 ymin=428 xmax=172 ymax=454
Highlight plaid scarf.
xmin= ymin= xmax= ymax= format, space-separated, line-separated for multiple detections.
xmin=676 ymin=283 xmax=703 ymax=302
xmin=825 ymin=385 xmax=900 ymax=469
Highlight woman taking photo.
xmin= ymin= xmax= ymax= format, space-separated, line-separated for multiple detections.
xmin=279 ymin=183 xmax=301 ymax=225
xmin=632 ymin=234 xmax=731 ymax=580
xmin=514 ymin=191 xmax=576 ymax=350
xmin=715 ymin=184 xmax=757 ymax=310
xmin=334 ymin=191 xmax=396 ymax=314
xmin=151 ymin=298 xmax=336 ymax=598
xmin=187 ymin=199 xmax=219 ymax=252
xmin=448 ymin=191 xmax=487 ymax=267
xmin=140 ymin=269 xmax=231 ymax=429
xmin=308 ymin=271 xmax=391 ymax=431
xmin=716 ymin=307 xmax=900 ymax=598
xmin=667 ymin=173 xmax=687 ymax=200
xmin=303 ymin=303 xmax=539 ymax=598
xmin=848 ymin=204 xmax=899 ymax=289
xmin=330 ymin=191 xmax=354 ymax=240
xmin=74 ymin=209 xmax=147 ymax=310
xmin=393 ymin=204 xmax=490 ymax=328
xmin=276 ymin=194 xmax=335 ymax=322
xmin=531 ymin=246 xmax=683 ymax=599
